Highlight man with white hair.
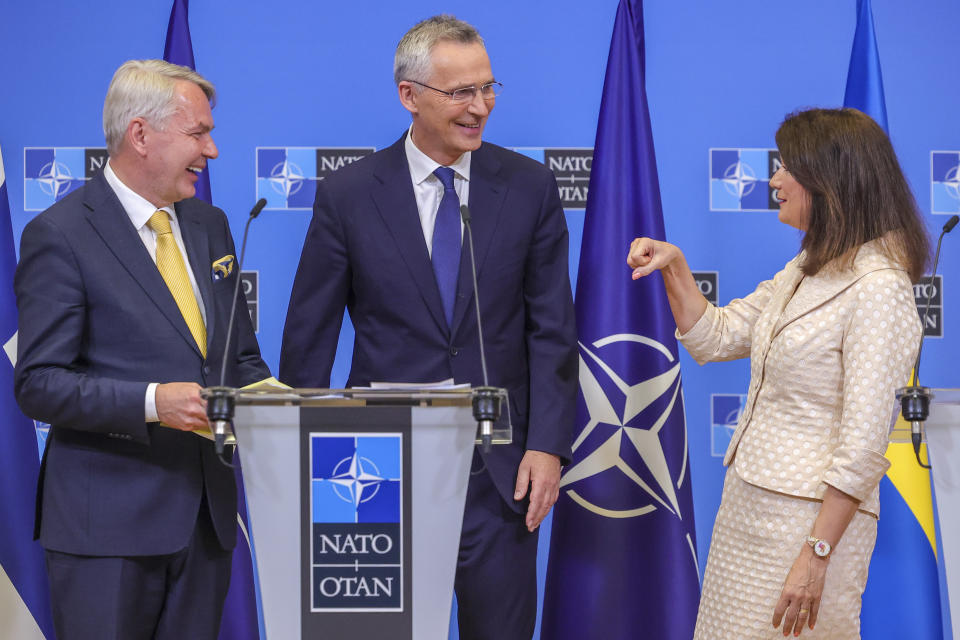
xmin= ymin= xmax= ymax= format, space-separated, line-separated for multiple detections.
xmin=14 ymin=59 xmax=269 ymax=640
xmin=281 ymin=16 xmax=577 ymax=639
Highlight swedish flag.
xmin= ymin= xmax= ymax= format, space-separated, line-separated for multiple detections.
xmin=862 ymin=434 xmax=943 ymax=638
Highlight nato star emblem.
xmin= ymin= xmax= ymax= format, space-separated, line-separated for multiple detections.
xmin=561 ymin=334 xmax=690 ymax=520
xmin=35 ymin=160 xmax=75 ymax=199
xmin=721 ymin=160 xmax=758 ymax=198
xmin=328 ymin=451 xmax=386 ymax=507
xmin=268 ymin=160 xmax=306 ymax=198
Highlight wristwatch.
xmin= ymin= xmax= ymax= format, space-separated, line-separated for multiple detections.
xmin=806 ymin=535 xmax=833 ymax=558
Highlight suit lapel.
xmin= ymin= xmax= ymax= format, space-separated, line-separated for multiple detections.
xmin=83 ymin=173 xmax=204 ymax=358
xmin=371 ymin=136 xmax=448 ymax=334
xmin=753 ymin=259 xmax=804 ymax=351
xmin=451 ymin=144 xmax=507 ymax=333
xmin=772 ymin=273 xmax=848 ymax=337
xmin=771 ymin=245 xmax=895 ymax=338
xmin=176 ymin=200 xmax=214 ymax=355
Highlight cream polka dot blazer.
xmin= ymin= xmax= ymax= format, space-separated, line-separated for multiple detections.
xmin=679 ymin=240 xmax=921 ymax=516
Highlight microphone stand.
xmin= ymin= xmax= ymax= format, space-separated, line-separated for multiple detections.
xmin=207 ymin=198 xmax=267 ymax=466
xmin=460 ymin=204 xmax=500 ymax=454
xmin=897 ymin=214 xmax=958 ymax=468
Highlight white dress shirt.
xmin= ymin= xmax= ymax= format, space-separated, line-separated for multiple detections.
xmin=404 ymin=127 xmax=470 ymax=256
xmin=103 ymin=161 xmax=207 ymax=422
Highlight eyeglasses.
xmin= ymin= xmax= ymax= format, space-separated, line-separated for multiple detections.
xmin=406 ymin=80 xmax=503 ymax=103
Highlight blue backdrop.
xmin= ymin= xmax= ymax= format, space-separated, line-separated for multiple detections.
xmin=2 ymin=1 xmax=959 ymax=637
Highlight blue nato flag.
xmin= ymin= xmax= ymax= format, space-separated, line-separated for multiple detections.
xmin=844 ymin=1 xmax=944 ymax=638
xmin=163 ymin=0 xmax=212 ymax=205
xmin=164 ymin=3 xmax=262 ymax=639
xmin=0 ymin=147 xmax=55 ymax=639
xmin=541 ymin=1 xmax=700 ymax=638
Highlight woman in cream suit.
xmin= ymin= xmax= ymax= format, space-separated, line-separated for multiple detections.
xmin=628 ymin=108 xmax=929 ymax=639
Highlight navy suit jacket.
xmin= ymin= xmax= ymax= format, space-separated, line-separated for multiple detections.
xmin=14 ymin=170 xmax=269 ymax=556
xmin=279 ymin=135 xmax=577 ymax=510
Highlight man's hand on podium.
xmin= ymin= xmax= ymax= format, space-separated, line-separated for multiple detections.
xmin=514 ymin=450 xmax=561 ymax=532
xmin=156 ymin=382 xmax=209 ymax=431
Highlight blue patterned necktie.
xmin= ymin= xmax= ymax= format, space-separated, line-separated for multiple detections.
xmin=431 ymin=166 xmax=461 ymax=328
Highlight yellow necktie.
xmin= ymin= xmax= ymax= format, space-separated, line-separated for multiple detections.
xmin=147 ymin=210 xmax=207 ymax=357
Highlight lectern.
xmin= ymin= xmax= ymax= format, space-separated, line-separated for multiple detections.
xmin=228 ymin=388 xmax=509 ymax=640
xmin=924 ymin=388 xmax=960 ymax=640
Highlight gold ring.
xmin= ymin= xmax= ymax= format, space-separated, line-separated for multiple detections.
xmin=799 ymin=608 xmax=809 ymax=614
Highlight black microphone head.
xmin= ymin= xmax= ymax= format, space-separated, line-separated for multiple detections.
xmin=944 ymin=215 xmax=959 ymax=233
xmin=459 ymin=204 xmax=471 ymax=223
xmin=250 ymin=198 xmax=267 ymax=219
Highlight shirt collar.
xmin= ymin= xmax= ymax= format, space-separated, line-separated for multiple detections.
xmin=404 ymin=125 xmax=471 ymax=185
xmin=103 ymin=160 xmax=175 ymax=230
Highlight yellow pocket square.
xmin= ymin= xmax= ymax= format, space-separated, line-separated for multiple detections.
xmin=212 ymin=255 xmax=235 ymax=281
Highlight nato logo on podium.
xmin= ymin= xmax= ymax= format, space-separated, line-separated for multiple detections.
xmin=309 ymin=433 xmax=403 ymax=611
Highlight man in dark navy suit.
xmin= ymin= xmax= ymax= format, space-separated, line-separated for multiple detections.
xmin=280 ymin=16 xmax=577 ymax=640
xmin=14 ymin=60 xmax=269 ymax=640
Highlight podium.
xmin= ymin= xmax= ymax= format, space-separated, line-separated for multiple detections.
xmin=228 ymin=388 xmax=509 ymax=640
xmin=924 ymin=388 xmax=960 ymax=640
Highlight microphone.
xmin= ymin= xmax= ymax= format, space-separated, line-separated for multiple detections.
xmin=460 ymin=204 xmax=500 ymax=453
xmin=207 ymin=198 xmax=267 ymax=461
xmin=898 ymin=213 xmax=959 ymax=468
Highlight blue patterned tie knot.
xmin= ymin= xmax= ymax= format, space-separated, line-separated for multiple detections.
xmin=431 ymin=167 xmax=461 ymax=328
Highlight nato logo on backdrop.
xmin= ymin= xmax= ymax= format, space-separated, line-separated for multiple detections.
xmin=710 ymin=394 xmax=746 ymax=457
xmin=24 ymin=147 xmax=108 ymax=211
xmin=914 ymin=275 xmax=944 ymax=338
xmin=256 ymin=147 xmax=374 ymax=210
xmin=513 ymin=148 xmax=592 ymax=209
xmin=309 ymin=433 xmax=403 ymax=611
xmin=240 ymin=271 xmax=259 ymax=333
xmin=931 ymin=151 xmax=960 ymax=215
xmin=710 ymin=148 xmax=781 ymax=211
xmin=691 ymin=271 xmax=719 ymax=306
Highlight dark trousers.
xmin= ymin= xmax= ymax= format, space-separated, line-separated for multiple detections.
xmin=454 ymin=453 xmax=540 ymax=640
xmin=45 ymin=499 xmax=232 ymax=640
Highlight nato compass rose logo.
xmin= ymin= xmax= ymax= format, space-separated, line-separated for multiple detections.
xmin=710 ymin=394 xmax=746 ymax=457
xmin=328 ymin=450 xmax=389 ymax=507
xmin=256 ymin=147 xmax=375 ymax=210
xmin=560 ymin=334 xmax=690 ymax=520
xmin=256 ymin=147 xmax=315 ymax=210
xmin=268 ymin=160 xmax=306 ymax=199
xmin=310 ymin=434 xmax=402 ymax=523
xmin=710 ymin=148 xmax=780 ymax=211
xmin=944 ymin=166 xmax=960 ymax=200
xmin=24 ymin=147 xmax=108 ymax=210
xmin=931 ymin=151 xmax=960 ymax=214
xmin=722 ymin=161 xmax=756 ymax=198
xmin=35 ymin=160 xmax=75 ymax=199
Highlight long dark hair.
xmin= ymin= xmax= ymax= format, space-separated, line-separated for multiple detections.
xmin=775 ymin=108 xmax=929 ymax=282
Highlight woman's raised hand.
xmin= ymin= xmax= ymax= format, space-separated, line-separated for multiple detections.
xmin=627 ymin=237 xmax=682 ymax=279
